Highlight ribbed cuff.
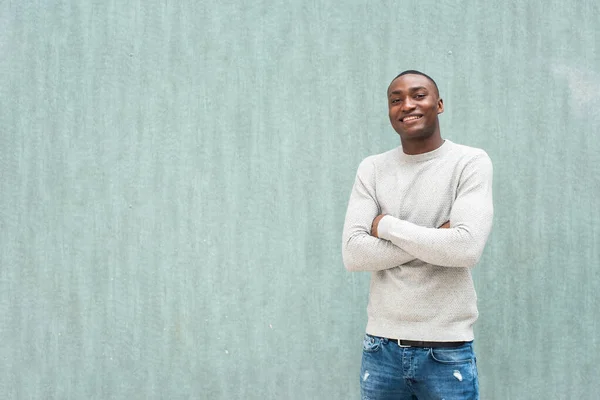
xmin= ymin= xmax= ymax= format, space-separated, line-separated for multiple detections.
xmin=377 ymin=215 xmax=396 ymax=241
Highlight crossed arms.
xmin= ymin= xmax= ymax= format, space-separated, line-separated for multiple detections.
xmin=341 ymin=155 xmax=493 ymax=271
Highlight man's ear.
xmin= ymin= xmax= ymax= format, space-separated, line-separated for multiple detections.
xmin=437 ymin=98 xmax=444 ymax=114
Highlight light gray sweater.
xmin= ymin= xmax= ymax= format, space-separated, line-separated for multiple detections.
xmin=342 ymin=140 xmax=493 ymax=341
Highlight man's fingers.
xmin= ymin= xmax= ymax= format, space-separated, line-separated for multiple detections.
xmin=439 ymin=221 xmax=450 ymax=229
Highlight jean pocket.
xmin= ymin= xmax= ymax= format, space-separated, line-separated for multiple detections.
xmin=429 ymin=343 xmax=474 ymax=364
xmin=362 ymin=334 xmax=383 ymax=353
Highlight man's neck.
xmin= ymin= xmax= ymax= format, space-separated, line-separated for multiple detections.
xmin=400 ymin=135 xmax=444 ymax=155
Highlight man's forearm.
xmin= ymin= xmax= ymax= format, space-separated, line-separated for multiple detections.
xmin=343 ymin=229 xmax=416 ymax=272
xmin=376 ymin=217 xmax=492 ymax=267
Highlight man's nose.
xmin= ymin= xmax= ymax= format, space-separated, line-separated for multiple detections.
xmin=401 ymin=98 xmax=415 ymax=112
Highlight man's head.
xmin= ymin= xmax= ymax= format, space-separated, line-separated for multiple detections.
xmin=387 ymin=70 xmax=444 ymax=146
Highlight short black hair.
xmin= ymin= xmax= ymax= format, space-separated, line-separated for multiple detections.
xmin=391 ymin=70 xmax=439 ymax=95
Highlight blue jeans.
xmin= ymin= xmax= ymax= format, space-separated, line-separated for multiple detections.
xmin=360 ymin=334 xmax=479 ymax=400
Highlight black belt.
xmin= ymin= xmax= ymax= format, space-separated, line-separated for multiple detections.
xmin=392 ymin=339 xmax=467 ymax=348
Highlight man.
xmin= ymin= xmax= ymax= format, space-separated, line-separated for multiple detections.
xmin=342 ymin=70 xmax=493 ymax=399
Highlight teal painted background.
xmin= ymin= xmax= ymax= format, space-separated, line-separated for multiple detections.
xmin=1 ymin=1 xmax=599 ymax=399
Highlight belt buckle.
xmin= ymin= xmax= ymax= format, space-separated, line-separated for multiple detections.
xmin=397 ymin=339 xmax=411 ymax=348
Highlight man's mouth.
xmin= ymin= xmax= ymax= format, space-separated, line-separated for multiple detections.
xmin=400 ymin=115 xmax=423 ymax=122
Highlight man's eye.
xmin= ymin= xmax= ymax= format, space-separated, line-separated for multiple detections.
xmin=415 ymin=94 xmax=426 ymax=99
xmin=391 ymin=99 xmax=401 ymax=104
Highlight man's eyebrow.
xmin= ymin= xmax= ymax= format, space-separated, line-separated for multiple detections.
xmin=388 ymin=86 xmax=429 ymax=96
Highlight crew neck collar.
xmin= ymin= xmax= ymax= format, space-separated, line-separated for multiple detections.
xmin=397 ymin=139 xmax=453 ymax=163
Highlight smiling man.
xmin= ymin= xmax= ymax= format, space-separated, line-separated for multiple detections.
xmin=342 ymin=71 xmax=494 ymax=399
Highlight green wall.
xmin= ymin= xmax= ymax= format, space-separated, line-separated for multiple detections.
xmin=1 ymin=1 xmax=599 ymax=399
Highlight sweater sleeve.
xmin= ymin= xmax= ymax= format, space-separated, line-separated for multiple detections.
xmin=342 ymin=158 xmax=417 ymax=271
xmin=377 ymin=154 xmax=494 ymax=268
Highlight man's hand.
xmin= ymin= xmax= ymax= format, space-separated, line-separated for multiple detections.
xmin=439 ymin=221 xmax=450 ymax=229
xmin=371 ymin=214 xmax=386 ymax=237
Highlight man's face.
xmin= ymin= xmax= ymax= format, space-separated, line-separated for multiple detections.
xmin=387 ymin=74 xmax=444 ymax=141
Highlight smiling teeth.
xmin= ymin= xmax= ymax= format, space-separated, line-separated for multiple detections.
xmin=403 ymin=116 xmax=421 ymax=121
